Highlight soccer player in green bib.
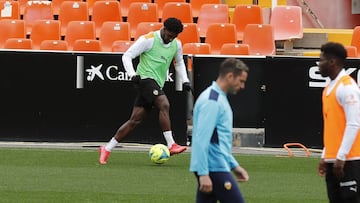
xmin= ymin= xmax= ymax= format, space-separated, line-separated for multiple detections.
xmin=99 ymin=18 xmax=192 ymax=164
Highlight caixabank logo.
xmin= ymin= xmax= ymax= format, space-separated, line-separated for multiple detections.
xmin=76 ymin=56 xmax=175 ymax=88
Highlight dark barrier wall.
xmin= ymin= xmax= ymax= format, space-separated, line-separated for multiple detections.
xmin=193 ymin=55 xmax=360 ymax=148
xmin=0 ymin=51 xmax=188 ymax=144
xmin=192 ymin=56 xmax=266 ymax=128
xmin=2 ymin=51 xmax=360 ymax=147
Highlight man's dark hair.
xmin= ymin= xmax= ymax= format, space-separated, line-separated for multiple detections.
xmin=163 ymin=17 xmax=183 ymax=34
xmin=219 ymin=58 xmax=249 ymax=78
xmin=320 ymin=42 xmax=347 ymax=65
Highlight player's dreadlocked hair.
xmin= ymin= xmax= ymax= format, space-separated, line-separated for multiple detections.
xmin=163 ymin=18 xmax=183 ymax=34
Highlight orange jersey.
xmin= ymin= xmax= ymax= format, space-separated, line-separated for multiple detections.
xmin=322 ymin=74 xmax=360 ymax=160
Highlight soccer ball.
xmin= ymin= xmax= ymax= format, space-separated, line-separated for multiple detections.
xmin=149 ymin=144 xmax=170 ymax=164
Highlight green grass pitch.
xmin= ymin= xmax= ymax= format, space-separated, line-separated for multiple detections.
xmin=0 ymin=148 xmax=327 ymax=203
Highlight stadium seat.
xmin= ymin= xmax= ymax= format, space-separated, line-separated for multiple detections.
xmin=197 ymin=3 xmax=229 ymax=38
xmin=242 ymin=24 xmax=275 ymax=55
xmin=270 ymin=6 xmax=303 ymax=49
xmin=120 ymin=0 xmax=151 ymax=19
xmin=0 ymin=19 xmax=26 ymax=48
xmin=127 ymin=2 xmax=158 ymax=39
xmin=111 ymin=40 xmax=134 ymax=53
xmin=189 ymin=0 xmax=222 ymax=18
xmin=58 ymin=1 xmax=89 ymax=36
xmin=39 ymin=39 xmax=68 ymax=50
xmin=30 ymin=20 xmax=61 ymax=50
xmin=154 ymin=0 xmax=185 ymax=20
xmin=231 ymin=5 xmax=263 ymax=41
xmin=177 ymin=23 xmax=200 ymax=45
xmin=0 ymin=1 xmax=20 ymax=20
xmin=220 ymin=43 xmax=249 ymax=55
xmin=182 ymin=42 xmax=211 ymax=54
xmin=205 ymin=23 xmax=237 ymax=54
xmin=4 ymin=38 xmax=32 ymax=49
xmin=51 ymin=0 xmax=81 ymax=16
xmin=92 ymin=0 xmax=122 ymax=38
xmin=23 ymin=1 xmax=53 ymax=35
xmin=161 ymin=2 xmax=193 ymax=23
xmin=87 ymin=0 xmax=118 ymax=16
xmin=99 ymin=21 xmax=130 ymax=52
xmin=64 ymin=21 xmax=95 ymax=50
xmin=345 ymin=46 xmax=358 ymax=58
xmin=134 ymin=22 xmax=162 ymax=40
xmin=73 ymin=39 xmax=101 ymax=51
xmin=351 ymin=26 xmax=360 ymax=57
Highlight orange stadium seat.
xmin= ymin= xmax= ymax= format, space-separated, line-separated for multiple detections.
xmin=270 ymin=6 xmax=303 ymax=41
xmin=197 ymin=3 xmax=229 ymax=38
xmin=92 ymin=0 xmax=122 ymax=38
xmin=182 ymin=42 xmax=211 ymax=54
xmin=4 ymin=38 xmax=32 ymax=49
xmin=220 ymin=43 xmax=249 ymax=55
xmin=51 ymin=0 xmax=81 ymax=16
xmin=0 ymin=1 xmax=20 ymax=20
xmin=154 ymin=0 xmax=185 ymax=20
xmin=135 ymin=22 xmax=162 ymax=40
xmin=87 ymin=0 xmax=118 ymax=16
xmin=99 ymin=21 xmax=130 ymax=52
xmin=0 ymin=19 xmax=26 ymax=48
xmin=23 ymin=1 xmax=53 ymax=35
xmin=189 ymin=0 xmax=222 ymax=18
xmin=242 ymin=24 xmax=275 ymax=55
xmin=111 ymin=40 xmax=134 ymax=52
xmin=39 ymin=39 xmax=68 ymax=50
xmin=127 ymin=2 xmax=158 ymax=39
xmin=120 ymin=0 xmax=151 ymax=19
xmin=177 ymin=23 xmax=200 ymax=44
xmin=64 ymin=20 xmax=95 ymax=50
xmin=58 ymin=1 xmax=89 ymax=36
xmin=161 ymin=2 xmax=193 ymax=23
xmin=30 ymin=19 xmax=60 ymax=50
xmin=345 ymin=46 xmax=358 ymax=58
xmin=205 ymin=23 xmax=236 ymax=54
xmin=351 ymin=26 xmax=360 ymax=57
xmin=232 ymin=5 xmax=263 ymax=41
xmin=73 ymin=39 xmax=101 ymax=51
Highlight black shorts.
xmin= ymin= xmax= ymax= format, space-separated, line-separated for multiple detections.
xmin=326 ymin=160 xmax=360 ymax=203
xmin=134 ymin=78 xmax=165 ymax=110
xmin=195 ymin=172 xmax=245 ymax=203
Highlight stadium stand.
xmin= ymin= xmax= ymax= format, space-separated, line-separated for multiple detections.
xmin=127 ymin=2 xmax=158 ymax=39
xmin=99 ymin=21 xmax=130 ymax=52
xmin=134 ymin=22 xmax=162 ymax=40
xmin=154 ymin=0 xmax=185 ymax=20
xmin=73 ymin=39 xmax=101 ymax=51
xmin=39 ymin=39 xmax=68 ymax=50
xmin=0 ymin=19 xmax=26 ymax=48
xmin=30 ymin=19 xmax=61 ymax=50
xmin=23 ymin=0 xmax=53 ymax=35
xmin=4 ymin=38 xmax=32 ymax=49
xmin=182 ymin=42 xmax=211 ymax=54
xmin=189 ymin=0 xmax=222 ymax=19
xmin=197 ymin=3 xmax=229 ymax=38
xmin=242 ymin=24 xmax=275 ymax=55
xmin=91 ymin=0 xmax=122 ymax=38
xmin=111 ymin=40 xmax=134 ymax=52
xmin=177 ymin=23 xmax=200 ymax=45
xmin=205 ymin=23 xmax=237 ymax=54
xmin=64 ymin=20 xmax=95 ymax=50
xmin=220 ymin=43 xmax=250 ymax=55
xmin=231 ymin=5 xmax=263 ymax=41
xmin=161 ymin=2 xmax=193 ymax=23
xmin=58 ymin=1 xmax=89 ymax=36
xmin=51 ymin=0 xmax=81 ymax=16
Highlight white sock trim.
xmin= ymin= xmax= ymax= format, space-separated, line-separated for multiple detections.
xmin=163 ymin=131 xmax=175 ymax=148
xmin=105 ymin=137 xmax=118 ymax=151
